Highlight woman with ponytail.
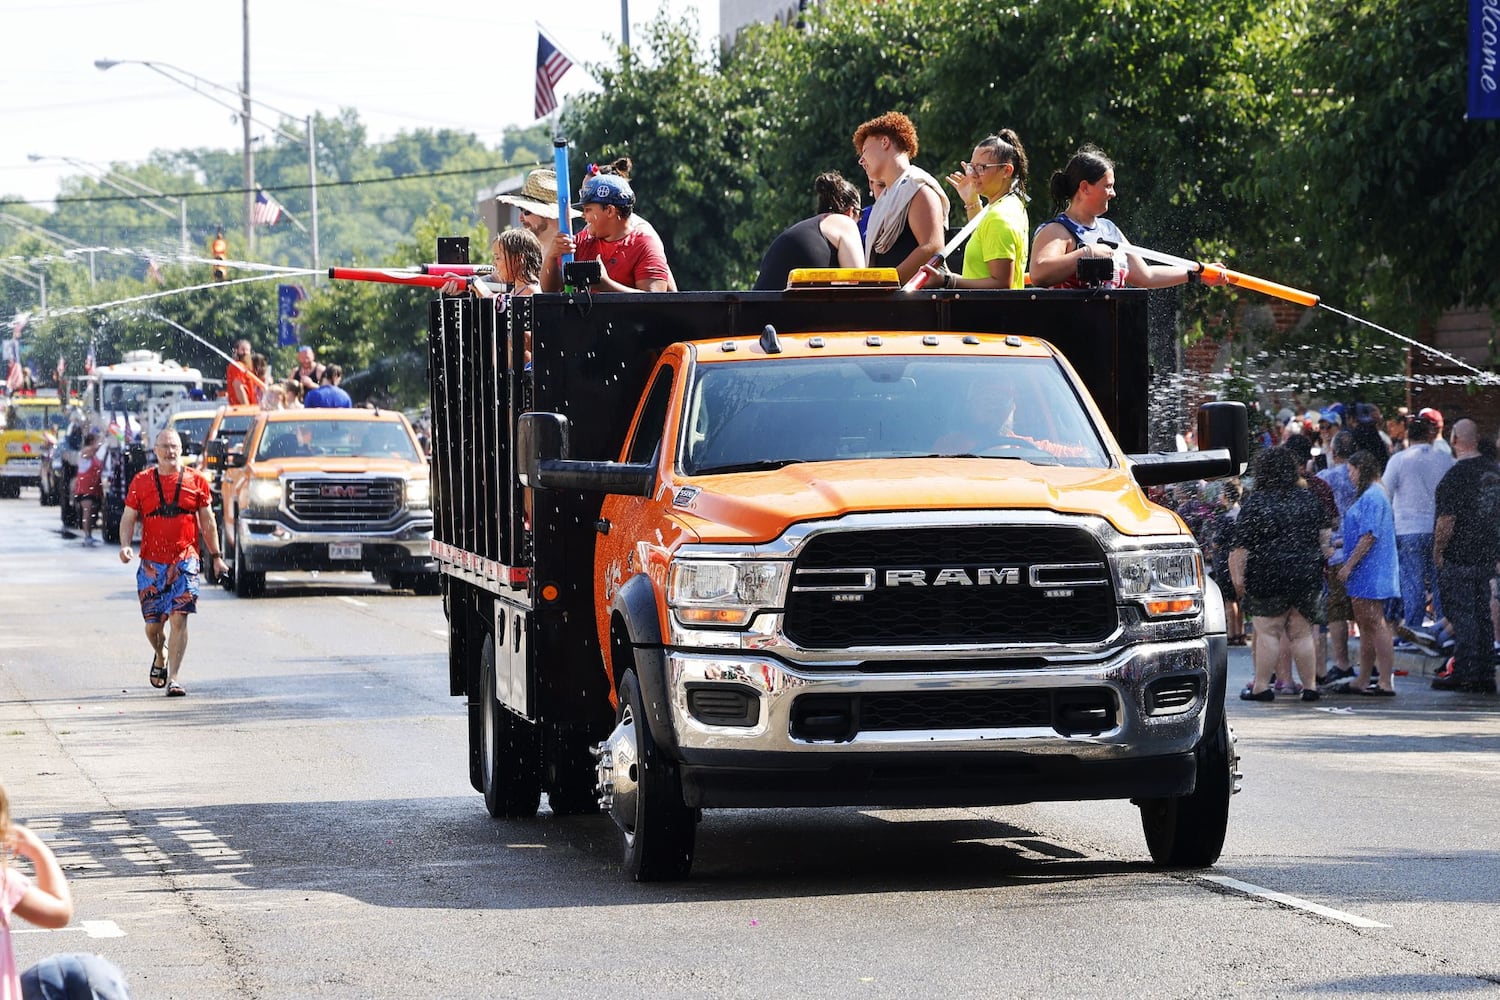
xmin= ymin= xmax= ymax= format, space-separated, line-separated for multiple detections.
xmin=925 ymin=130 xmax=1031 ymax=289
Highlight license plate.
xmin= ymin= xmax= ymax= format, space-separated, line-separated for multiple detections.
xmin=4 ymin=459 xmax=40 ymax=473
xmin=329 ymin=542 xmax=362 ymax=560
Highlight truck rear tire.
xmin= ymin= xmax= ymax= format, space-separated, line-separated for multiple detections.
xmin=599 ymin=670 xmax=695 ymax=881
xmin=0 ymin=480 xmax=20 ymax=499
xmin=1139 ymin=711 xmax=1235 ymax=868
xmin=479 ymin=639 xmax=542 ymax=819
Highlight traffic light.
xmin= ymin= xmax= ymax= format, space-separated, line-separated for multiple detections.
xmin=211 ymin=229 xmax=229 ymax=281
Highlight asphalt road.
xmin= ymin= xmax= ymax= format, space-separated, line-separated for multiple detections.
xmin=2 ymin=494 xmax=1498 ymax=999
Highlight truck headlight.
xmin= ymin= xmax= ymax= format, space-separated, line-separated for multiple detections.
xmin=406 ymin=478 xmax=431 ymax=509
xmin=1110 ymin=547 xmax=1203 ymax=618
xmin=668 ymin=560 xmax=790 ymax=627
xmin=247 ymin=477 xmax=283 ymax=509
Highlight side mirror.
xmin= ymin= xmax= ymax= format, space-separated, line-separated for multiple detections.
xmin=518 ymin=412 xmax=569 ymax=487
xmin=1127 ymin=401 xmax=1250 ymax=488
xmin=1197 ymin=400 xmax=1249 ymax=475
xmin=204 ymin=439 xmax=226 ymax=472
xmin=517 ymin=411 xmax=654 ymax=497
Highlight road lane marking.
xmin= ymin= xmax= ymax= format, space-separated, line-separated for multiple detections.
xmin=1201 ymin=875 xmax=1390 ymax=928
xmin=15 ymin=920 xmax=125 ymax=938
xmin=338 ymin=596 xmax=369 ymax=608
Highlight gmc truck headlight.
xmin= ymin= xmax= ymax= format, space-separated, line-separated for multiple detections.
xmin=247 ymin=478 xmax=283 ymax=509
xmin=1110 ymin=548 xmax=1203 ymax=618
xmin=668 ymin=560 xmax=789 ymax=627
xmin=406 ymin=478 xmax=431 ymax=509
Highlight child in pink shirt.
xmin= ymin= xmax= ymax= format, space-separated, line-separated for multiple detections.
xmin=2 ymin=781 xmax=74 ymax=1000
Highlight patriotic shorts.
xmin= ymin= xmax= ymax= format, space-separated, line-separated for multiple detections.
xmin=136 ymin=557 xmax=200 ymax=623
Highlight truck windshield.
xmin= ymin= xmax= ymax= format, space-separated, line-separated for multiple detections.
xmin=683 ymin=355 xmax=1109 ymax=475
xmin=94 ymin=380 xmax=198 ymax=415
xmin=255 ymin=420 xmax=420 ymax=461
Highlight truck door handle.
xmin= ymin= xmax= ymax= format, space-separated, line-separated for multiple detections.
xmin=595 ymin=518 xmax=611 ymax=535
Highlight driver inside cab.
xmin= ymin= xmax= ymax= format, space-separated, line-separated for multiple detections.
xmin=934 ymin=377 xmax=1088 ymax=460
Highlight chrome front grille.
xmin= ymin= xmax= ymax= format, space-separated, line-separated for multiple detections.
xmin=286 ymin=477 xmax=402 ymax=522
xmin=782 ymin=525 xmax=1116 ymax=648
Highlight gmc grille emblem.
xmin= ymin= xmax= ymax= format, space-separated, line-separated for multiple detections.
xmin=320 ymin=484 xmax=367 ymax=498
xmin=884 ymin=567 xmax=1021 ymax=586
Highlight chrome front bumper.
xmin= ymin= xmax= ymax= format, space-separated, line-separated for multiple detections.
xmin=667 ymin=638 xmax=1211 ymax=761
xmin=238 ymin=514 xmax=435 ymax=564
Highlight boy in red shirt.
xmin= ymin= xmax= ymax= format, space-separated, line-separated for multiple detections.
xmin=118 ymin=429 xmax=228 ymax=697
xmin=541 ymin=173 xmax=673 ymax=293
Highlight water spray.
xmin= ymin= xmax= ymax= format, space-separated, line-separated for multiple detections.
xmin=1127 ymin=241 xmax=1500 ymax=385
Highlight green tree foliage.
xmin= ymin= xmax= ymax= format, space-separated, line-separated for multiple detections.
xmin=1239 ymin=0 xmax=1500 ymax=329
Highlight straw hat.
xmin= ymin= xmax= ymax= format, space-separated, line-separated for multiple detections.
xmin=496 ymin=168 xmax=581 ymax=220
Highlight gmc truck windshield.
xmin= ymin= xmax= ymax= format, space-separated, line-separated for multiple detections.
xmin=683 ymin=355 xmax=1109 ymax=475
xmin=255 ymin=421 xmax=420 ymax=461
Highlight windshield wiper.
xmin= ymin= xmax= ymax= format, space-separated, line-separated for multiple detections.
xmin=904 ymin=452 xmax=1062 ymax=466
xmin=691 ymin=458 xmax=804 ymax=475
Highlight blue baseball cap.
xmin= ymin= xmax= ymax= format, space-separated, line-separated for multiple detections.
xmin=1320 ymin=403 xmax=1344 ymax=425
xmin=573 ymin=174 xmax=635 ymax=210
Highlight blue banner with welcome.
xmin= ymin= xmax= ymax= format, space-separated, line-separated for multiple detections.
xmin=1473 ymin=0 xmax=1500 ymax=119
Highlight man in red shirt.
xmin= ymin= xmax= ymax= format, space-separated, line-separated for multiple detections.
xmin=225 ymin=339 xmax=255 ymax=406
xmin=541 ymin=173 xmax=672 ymax=293
xmin=118 ymin=429 xmax=228 ymax=697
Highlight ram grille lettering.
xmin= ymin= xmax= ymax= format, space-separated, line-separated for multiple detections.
xmin=883 ymin=567 xmax=1022 ymax=586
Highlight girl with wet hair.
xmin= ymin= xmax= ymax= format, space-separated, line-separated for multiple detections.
xmin=926 ymin=128 xmax=1031 ymax=290
xmin=752 ymin=171 xmax=866 ymax=290
xmin=1029 ymin=144 xmax=1226 ymax=290
xmin=494 ymin=228 xmax=543 ymax=296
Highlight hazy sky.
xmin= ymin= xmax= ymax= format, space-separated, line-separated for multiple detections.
xmin=0 ymin=0 xmax=718 ymax=208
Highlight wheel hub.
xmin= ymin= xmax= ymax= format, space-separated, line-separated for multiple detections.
xmin=592 ymin=707 xmax=639 ymax=834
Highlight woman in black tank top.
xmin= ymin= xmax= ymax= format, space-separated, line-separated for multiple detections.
xmin=752 ymin=172 xmax=864 ymax=290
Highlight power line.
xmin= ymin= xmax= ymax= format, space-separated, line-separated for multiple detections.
xmin=0 ymin=157 xmax=546 ymax=209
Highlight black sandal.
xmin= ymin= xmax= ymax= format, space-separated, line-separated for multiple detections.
xmin=149 ymin=660 xmax=168 ymax=689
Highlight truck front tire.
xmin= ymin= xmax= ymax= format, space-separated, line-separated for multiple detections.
xmin=1139 ymin=710 xmax=1235 ymax=868
xmin=479 ymin=638 xmax=541 ymax=819
xmin=600 ymin=670 xmax=695 ymax=881
xmin=232 ymin=524 xmax=265 ymax=598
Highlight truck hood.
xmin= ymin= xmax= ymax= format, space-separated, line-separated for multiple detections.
xmin=675 ymin=458 xmax=1183 ymax=540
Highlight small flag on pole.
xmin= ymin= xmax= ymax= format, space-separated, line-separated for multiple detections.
xmin=252 ymin=188 xmax=284 ymax=226
xmin=535 ymin=26 xmax=574 ymax=119
xmin=84 ymin=341 xmax=96 ymax=375
xmin=55 ymin=355 xmax=64 ymax=383
xmin=5 ymin=360 xmax=22 ymax=394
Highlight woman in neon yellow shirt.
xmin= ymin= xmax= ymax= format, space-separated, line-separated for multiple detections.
xmin=927 ymin=130 xmax=1030 ymax=290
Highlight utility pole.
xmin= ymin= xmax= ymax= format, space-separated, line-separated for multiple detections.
xmin=242 ymin=0 xmax=255 ymax=255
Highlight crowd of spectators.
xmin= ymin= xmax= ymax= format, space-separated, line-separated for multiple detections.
xmin=1162 ymin=400 xmax=1500 ymax=702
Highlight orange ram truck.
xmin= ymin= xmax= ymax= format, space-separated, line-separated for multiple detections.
xmin=427 ymin=262 xmax=1248 ymax=881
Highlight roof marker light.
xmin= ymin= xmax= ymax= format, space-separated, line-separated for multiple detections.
xmin=720 ymin=341 xmax=738 ymax=353
xmin=866 ymin=335 xmax=883 ymax=347
xmin=922 ymin=334 xmax=940 ymax=347
xmin=1006 ymin=335 xmax=1023 ymax=347
xmin=962 ymin=335 xmax=981 ymax=345
xmin=808 ymin=337 xmax=826 ymax=349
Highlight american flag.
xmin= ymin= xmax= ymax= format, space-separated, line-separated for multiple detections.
xmin=535 ymin=27 xmax=574 ymax=119
xmin=84 ymin=341 xmax=95 ymax=375
xmin=252 ymin=188 xmax=284 ymax=226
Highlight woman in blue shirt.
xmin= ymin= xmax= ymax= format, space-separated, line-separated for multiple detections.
xmin=1338 ymin=450 xmax=1401 ymax=695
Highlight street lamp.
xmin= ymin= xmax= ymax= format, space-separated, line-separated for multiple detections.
xmin=94 ymin=56 xmax=320 ymax=270
xmin=27 ymin=153 xmax=188 ymax=259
